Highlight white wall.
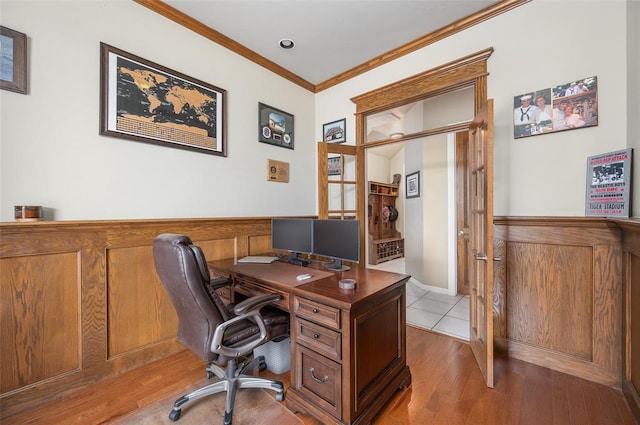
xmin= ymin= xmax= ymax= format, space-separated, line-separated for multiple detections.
xmin=404 ymin=140 xmax=423 ymax=281
xmin=1 ymin=1 xmax=636 ymax=222
xmin=420 ymin=134 xmax=449 ymax=289
xmin=365 ymin=151 xmax=390 ymax=183
xmin=0 ymin=1 xmax=316 ymax=221
xmin=316 ymin=1 xmax=633 ymax=217
xmin=629 ymin=0 xmax=640 ymax=213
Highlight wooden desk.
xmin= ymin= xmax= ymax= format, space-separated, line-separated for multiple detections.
xmin=209 ymin=259 xmax=412 ymax=425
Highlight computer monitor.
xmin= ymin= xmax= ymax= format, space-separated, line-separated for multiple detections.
xmin=271 ymin=218 xmax=313 ymax=265
xmin=312 ymin=219 xmax=360 ymax=271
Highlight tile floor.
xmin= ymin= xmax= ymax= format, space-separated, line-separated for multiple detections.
xmin=368 ymin=258 xmax=470 ymax=341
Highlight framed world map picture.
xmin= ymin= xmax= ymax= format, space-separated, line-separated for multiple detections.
xmin=100 ymin=43 xmax=226 ymax=156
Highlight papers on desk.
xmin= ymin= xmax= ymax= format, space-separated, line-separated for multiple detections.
xmin=237 ymin=256 xmax=279 ymax=264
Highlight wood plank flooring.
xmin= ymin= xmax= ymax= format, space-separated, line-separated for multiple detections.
xmin=2 ymin=326 xmax=637 ymax=424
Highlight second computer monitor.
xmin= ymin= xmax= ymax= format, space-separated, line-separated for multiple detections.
xmin=312 ymin=219 xmax=360 ymax=271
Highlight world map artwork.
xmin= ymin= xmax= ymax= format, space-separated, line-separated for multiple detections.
xmin=115 ymin=57 xmax=219 ymax=149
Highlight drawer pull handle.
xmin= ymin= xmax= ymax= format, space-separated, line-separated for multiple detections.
xmin=313 ymin=333 xmax=320 ymax=339
xmin=309 ymin=367 xmax=328 ymax=384
xmin=312 ymin=308 xmax=319 ymax=314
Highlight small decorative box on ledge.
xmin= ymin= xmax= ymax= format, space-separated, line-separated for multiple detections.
xmin=14 ymin=205 xmax=43 ymax=222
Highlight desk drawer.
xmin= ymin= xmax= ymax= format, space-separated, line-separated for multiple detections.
xmin=233 ymin=279 xmax=289 ymax=311
xmin=293 ymin=296 xmax=340 ymax=330
xmin=294 ymin=345 xmax=342 ymax=421
xmin=294 ymin=317 xmax=341 ymax=362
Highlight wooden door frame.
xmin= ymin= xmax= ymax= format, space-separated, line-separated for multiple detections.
xmin=350 ymin=48 xmax=492 ymax=276
xmin=341 ymin=48 xmax=495 ymax=388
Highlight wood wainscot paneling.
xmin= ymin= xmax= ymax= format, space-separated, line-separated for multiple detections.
xmin=1 ymin=252 xmax=81 ymax=393
xmin=0 ymin=217 xmax=283 ymax=419
xmin=612 ymin=219 xmax=640 ymax=422
xmin=494 ymin=217 xmax=623 ymax=387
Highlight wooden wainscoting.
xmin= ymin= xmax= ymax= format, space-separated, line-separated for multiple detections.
xmin=493 ymin=217 xmax=623 ymax=388
xmin=614 ymin=219 xmax=640 ymax=421
xmin=0 ymin=218 xmax=281 ymax=419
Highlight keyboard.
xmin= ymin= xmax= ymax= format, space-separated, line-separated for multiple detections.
xmin=237 ymin=256 xmax=279 ymax=264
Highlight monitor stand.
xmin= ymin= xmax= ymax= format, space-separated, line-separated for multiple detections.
xmin=323 ymin=258 xmax=350 ymax=272
xmin=289 ymin=252 xmax=310 ymax=266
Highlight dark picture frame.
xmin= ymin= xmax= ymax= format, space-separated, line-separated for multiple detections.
xmin=258 ymin=102 xmax=294 ymax=149
xmin=328 ymin=156 xmax=341 ymax=176
xmin=0 ymin=26 xmax=27 ymax=94
xmin=100 ymin=43 xmax=227 ymax=156
xmin=585 ymin=148 xmax=632 ymax=217
xmin=406 ymin=171 xmax=420 ymax=199
xmin=323 ymin=118 xmax=346 ymax=143
xmin=513 ymin=76 xmax=598 ymax=139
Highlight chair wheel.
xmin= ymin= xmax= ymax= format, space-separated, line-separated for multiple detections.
xmin=258 ymin=360 xmax=267 ymax=371
xmin=206 ymin=370 xmax=214 ymax=379
xmin=168 ymin=409 xmax=182 ymax=421
xmin=276 ymin=391 xmax=285 ymax=402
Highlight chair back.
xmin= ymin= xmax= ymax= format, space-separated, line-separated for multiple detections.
xmin=153 ymin=233 xmax=225 ymax=362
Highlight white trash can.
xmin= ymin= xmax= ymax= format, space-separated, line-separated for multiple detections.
xmin=253 ymin=335 xmax=291 ymax=374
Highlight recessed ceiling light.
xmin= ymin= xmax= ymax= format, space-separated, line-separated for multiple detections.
xmin=279 ymin=38 xmax=295 ymax=49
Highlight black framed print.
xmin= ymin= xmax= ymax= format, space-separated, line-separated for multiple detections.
xmin=328 ymin=156 xmax=341 ymax=176
xmin=100 ymin=43 xmax=226 ymax=156
xmin=323 ymin=118 xmax=346 ymax=143
xmin=258 ymin=102 xmax=294 ymax=149
xmin=406 ymin=171 xmax=420 ymax=199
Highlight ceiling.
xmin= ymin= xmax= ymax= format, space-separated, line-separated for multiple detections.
xmin=138 ymin=0 xmax=522 ymax=92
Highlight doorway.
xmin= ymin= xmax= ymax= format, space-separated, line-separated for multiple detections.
xmin=366 ymin=133 xmax=470 ymax=340
xmin=319 ymin=48 xmax=496 ymax=385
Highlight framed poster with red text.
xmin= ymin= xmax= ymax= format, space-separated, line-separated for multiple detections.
xmin=585 ymin=148 xmax=632 ymax=217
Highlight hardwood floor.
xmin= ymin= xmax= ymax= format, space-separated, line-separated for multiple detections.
xmin=3 ymin=327 xmax=637 ymax=425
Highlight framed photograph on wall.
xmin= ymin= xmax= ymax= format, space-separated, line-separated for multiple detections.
xmin=328 ymin=156 xmax=341 ymax=176
xmin=323 ymin=118 xmax=346 ymax=143
xmin=406 ymin=171 xmax=420 ymax=199
xmin=0 ymin=26 xmax=27 ymax=94
xmin=585 ymin=148 xmax=632 ymax=217
xmin=513 ymin=76 xmax=598 ymax=139
xmin=258 ymin=102 xmax=294 ymax=149
xmin=100 ymin=43 xmax=227 ymax=156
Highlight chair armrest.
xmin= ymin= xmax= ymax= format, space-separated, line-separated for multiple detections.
xmin=233 ymin=293 xmax=281 ymax=315
xmin=210 ymin=293 xmax=282 ymax=358
xmin=209 ymin=276 xmax=232 ymax=290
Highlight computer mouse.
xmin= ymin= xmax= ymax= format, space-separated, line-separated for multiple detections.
xmin=296 ymin=273 xmax=312 ymax=281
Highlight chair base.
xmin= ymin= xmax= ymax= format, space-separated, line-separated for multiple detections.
xmin=167 ymin=356 xmax=285 ymax=425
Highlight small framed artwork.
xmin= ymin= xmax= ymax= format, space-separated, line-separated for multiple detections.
xmin=0 ymin=26 xmax=28 ymax=94
xmin=406 ymin=171 xmax=420 ymax=199
xmin=258 ymin=102 xmax=294 ymax=149
xmin=100 ymin=43 xmax=226 ymax=156
xmin=323 ymin=118 xmax=346 ymax=143
xmin=328 ymin=156 xmax=341 ymax=176
xmin=585 ymin=148 xmax=632 ymax=217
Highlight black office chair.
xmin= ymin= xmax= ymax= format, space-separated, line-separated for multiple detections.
xmin=153 ymin=233 xmax=289 ymax=425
